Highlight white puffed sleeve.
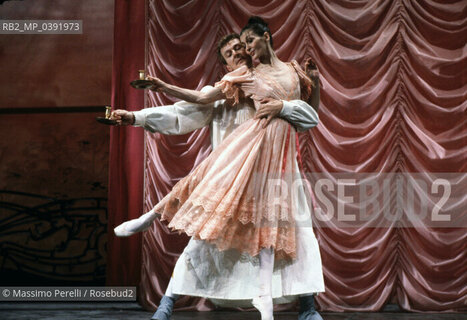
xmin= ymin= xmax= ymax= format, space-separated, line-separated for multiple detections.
xmin=280 ymin=100 xmax=319 ymax=132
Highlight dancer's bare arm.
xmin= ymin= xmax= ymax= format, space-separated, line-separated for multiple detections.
xmin=148 ymin=76 xmax=225 ymax=104
xmin=305 ymin=58 xmax=320 ymax=113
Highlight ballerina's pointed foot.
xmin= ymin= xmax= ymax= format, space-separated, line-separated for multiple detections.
xmin=114 ymin=209 xmax=160 ymax=237
xmin=252 ymin=295 xmax=274 ymax=320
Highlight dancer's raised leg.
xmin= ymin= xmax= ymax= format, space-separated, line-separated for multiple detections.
xmin=114 ymin=207 xmax=160 ymax=237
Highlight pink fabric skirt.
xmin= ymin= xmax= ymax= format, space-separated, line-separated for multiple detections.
xmin=155 ymin=117 xmax=298 ymax=260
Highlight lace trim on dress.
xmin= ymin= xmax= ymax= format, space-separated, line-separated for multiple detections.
xmin=159 ymin=197 xmax=297 ymax=261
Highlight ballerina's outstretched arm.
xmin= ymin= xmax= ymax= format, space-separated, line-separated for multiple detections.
xmin=148 ymin=76 xmax=225 ymax=104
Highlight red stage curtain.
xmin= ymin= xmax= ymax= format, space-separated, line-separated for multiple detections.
xmin=109 ymin=0 xmax=467 ymax=313
xmin=107 ymin=0 xmax=146 ymax=287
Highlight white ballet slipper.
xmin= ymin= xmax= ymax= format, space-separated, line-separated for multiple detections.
xmin=114 ymin=208 xmax=160 ymax=237
xmin=252 ymin=295 xmax=274 ymax=320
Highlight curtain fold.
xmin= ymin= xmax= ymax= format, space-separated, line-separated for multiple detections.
xmin=109 ymin=0 xmax=466 ymax=312
xmin=107 ymin=0 xmax=146 ymax=288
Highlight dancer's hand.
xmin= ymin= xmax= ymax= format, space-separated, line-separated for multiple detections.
xmin=305 ymin=58 xmax=319 ymax=79
xmin=111 ymin=109 xmax=135 ymax=126
xmin=255 ymin=98 xmax=282 ymax=128
xmin=147 ymin=76 xmax=166 ymax=92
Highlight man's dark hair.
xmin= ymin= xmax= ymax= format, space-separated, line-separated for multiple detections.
xmin=240 ymin=16 xmax=273 ymax=48
xmin=217 ymin=33 xmax=241 ymax=65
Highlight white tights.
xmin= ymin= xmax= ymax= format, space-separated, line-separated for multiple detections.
xmin=253 ymin=248 xmax=274 ymax=320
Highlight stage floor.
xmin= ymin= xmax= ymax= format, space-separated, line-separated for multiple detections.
xmin=0 ymin=303 xmax=465 ymax=319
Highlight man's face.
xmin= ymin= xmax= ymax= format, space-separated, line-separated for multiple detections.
xmin=220 ymin=38 xmax=252 ymax=71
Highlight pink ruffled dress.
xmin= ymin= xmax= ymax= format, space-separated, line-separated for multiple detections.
xmin=155 ymin=60 xmax=313 ymax=261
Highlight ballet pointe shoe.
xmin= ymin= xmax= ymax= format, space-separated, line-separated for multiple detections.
xmin=252 ymin=295 xmax=274 ymax=320
xmin=114 ymin=208 xmax=160 ymax=237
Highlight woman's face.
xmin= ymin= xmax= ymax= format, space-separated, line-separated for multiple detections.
xmin=240 ymin=29 xmax=269 ymax=61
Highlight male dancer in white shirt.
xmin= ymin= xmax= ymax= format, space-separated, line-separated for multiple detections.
xmin=112 ymin=34 xmax=324 ymax=320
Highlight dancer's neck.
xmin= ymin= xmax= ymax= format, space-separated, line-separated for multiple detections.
xmin=259 ymin=46 xmax=279 ymax=66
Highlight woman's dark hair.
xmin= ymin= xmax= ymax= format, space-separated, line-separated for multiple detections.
xmin=240 ymin=16 xmax=273 ymax=48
